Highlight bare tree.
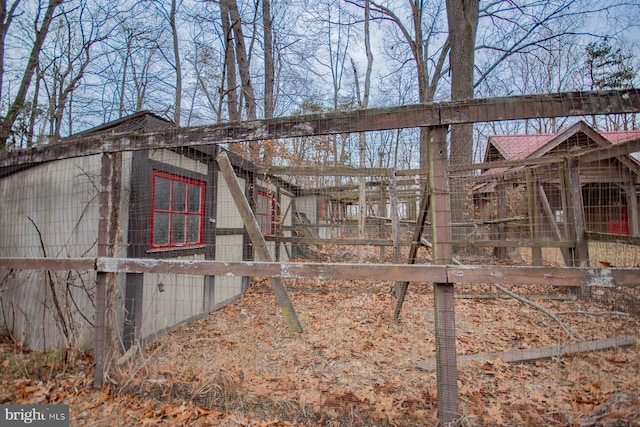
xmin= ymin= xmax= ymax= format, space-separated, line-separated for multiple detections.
xmin=39 ymin=0 xmax=111 ymax=139
xmin=446 ymin=0 xmax=477 ymax=167
xmin=151 ymin=0 xmax=183 ymax=126
xmin=0 ymin=0 xmax=63 ymax=148
xmin=353 ymin=0 xmax=373 ymax=263
xmin=262 ymin=0 xmax=274 ymax=119
xmin=169 ymin=0 xmax=182 ymax=126
xmin=221 ymin=0 xmax=256 ymax=120
xmin=0 ymin=0 xmax=21 ymax=103
xmin=362 ymin=0 xmax=450 ymax=168
xmin=219 ymin=0 xmax=240 ymax=121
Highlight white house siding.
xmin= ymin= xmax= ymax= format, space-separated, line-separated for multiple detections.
xmin=213 ymin=235 xmax=244 ymax=303
xmin=149 ymin=149 xmax=208 ymax=175
xmin=217 ymin=172 xmax=246 ymax=229
xmin=214 ymin=171 xmax=246 ymax=302
xmin=280 ymin=193 xmax=292 ymax=262
xmin=294 ymin=196 xmax=317 ymax=224
xmin=139 ymin=254 xmax=206 ymax=340
xmin=0 ymin=153 xmax=130 ymax=350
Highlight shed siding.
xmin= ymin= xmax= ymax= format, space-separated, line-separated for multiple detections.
xmin=0 ymin=154 xmax=131 ymax=350
xmin=140 ymin=254 xmax=206 ymax=340
xmin=216 ymin=173 xmax=246 ymax=229
xmin=280 ymin=193 xmax=292 ymax=262
xmin=149 ymin=149 xmax=208 ymax=175
xmin=213 ymin=235 xmax=245 ymax=303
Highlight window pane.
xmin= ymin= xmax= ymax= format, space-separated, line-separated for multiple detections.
xmin=172 ymin=213 xmax=185 ymax=244
xmin=261 ymin=215 xmax=271 ymax=234
xmin=172 ymin=181 xmax=187 ymax=211
xmin=187 ymin=214 xmax=201 ymax=243
xmin=188 ymin=184 xmax=201 ymax=212
xmin=153 ymin=212 xmax=170 ymax=245
xmin=154 ymin=177 xmax=170 ymax=210
xmin=257 ymin=195 xmax=266 ymax=212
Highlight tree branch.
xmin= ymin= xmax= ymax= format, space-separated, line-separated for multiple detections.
xmin=492 ymin=282 xmax=585 ymax=341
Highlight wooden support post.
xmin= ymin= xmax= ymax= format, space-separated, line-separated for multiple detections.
xmin=622 ymin=168 xmax=639 ymax=236
xmin=430 ymin=125 xmax=459 ymax=423
xmin=393 ymin=181 xmax=430 ymax=317
xmin=216 ymin=151 xmax=303 ymax=333
xmin=388 ymin=171 xmax=401 ymax=264
xmin=94 ymin=152 xmax=120 ymax=387
xmin=539 ymin=184 xmax=573 ymax=266
xmin=526 ymin=169 xmax=542 ymax=266
xmin=378 ymin=152 xmax=386 ymax=261
xmin=493 ymin=180 xmax=508 ymax=259
xmin=566 ymin=158 xmax=591 ymax=297
xmin=566 ymin=158 xmax=589 ymax=267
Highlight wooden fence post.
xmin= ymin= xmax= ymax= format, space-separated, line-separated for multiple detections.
xmin=216 ymin=151 xmax=303 ymax=333
xmin=565 ymin=157 xmax=591 ymax=297
xmin=388 ymin=170 xmax=401 ymax=264
xmin=526 ymin=168 xmax=543 ymax=266
xmin=430 ymin=125 xmax=459 ymax=423
xmin=94 ymin=152 xmax=120 ymax=387
xmin=493 ymin=180 xmax=508 ymax=259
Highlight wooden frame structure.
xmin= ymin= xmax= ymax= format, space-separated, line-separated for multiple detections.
xmin=1 ymin=89 xmax=640 ymax=423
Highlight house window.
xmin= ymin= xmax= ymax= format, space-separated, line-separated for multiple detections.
xmin=555 ymin=209 xmax=564 ymax=223
xmin=151 ymin=171 xmax=205 ymax=248
xmin=255 ymin=191 xmax=275 ymax=235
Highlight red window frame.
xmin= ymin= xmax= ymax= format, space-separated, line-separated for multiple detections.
xmin=255 ymin=191 xmax=275 ymax=235
xmin=151 ymin=171 xmax=205 ymax=248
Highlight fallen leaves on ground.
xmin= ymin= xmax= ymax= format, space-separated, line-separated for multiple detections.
xmin=1 ymin=268 xmax=639 ymax=426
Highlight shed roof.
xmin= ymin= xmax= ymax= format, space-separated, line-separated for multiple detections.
xmin=481 ymin=121 xmax=640 ymax=180
xmin=487 ymin=121 xmax=640 ymax=163
xmin=73 ymin=111 xmax=173 ymax=136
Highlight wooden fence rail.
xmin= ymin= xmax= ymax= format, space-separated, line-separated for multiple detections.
xmin=1 ymin=257 xmax=639 ymax=287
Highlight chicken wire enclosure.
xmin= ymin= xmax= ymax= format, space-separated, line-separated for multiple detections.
xmin=1 ymin=90 xmax=640 ymax=424
xmin=0 ymin=155 xmax=104 ymax=350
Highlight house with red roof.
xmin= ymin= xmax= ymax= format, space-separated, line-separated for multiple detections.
xmin=480 ymin=121 xmax=640 ymax=239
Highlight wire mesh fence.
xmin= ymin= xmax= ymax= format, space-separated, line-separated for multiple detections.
xmin=1 ymin=90 xmax=640 ymax=424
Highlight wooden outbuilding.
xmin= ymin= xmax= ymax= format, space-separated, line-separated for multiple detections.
xmin=478 ymin=121 xmax=640 ymax=264
xmin=0 ymin=112 xmax=293 ymax=350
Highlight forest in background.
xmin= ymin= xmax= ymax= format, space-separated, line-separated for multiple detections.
xmin=0 ymin=0 xmax=638 ymax=169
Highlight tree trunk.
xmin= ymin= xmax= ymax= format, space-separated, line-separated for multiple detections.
xmin=222 ymin=0 xmax=256 ymax=120
xmin=0 ymin=0 xmax=62 ymax=147
xmin=262 ymin=0 xmax=274 ymax=119
xmin=446 ymin=0 xmax=479 ymax=246
xmin=170 ymin=0 xmax=182 ymax=126
xmin=356 ymin=0 xmax=373 ymax=263
xmin=220 ymin=2 xmax=240 ymax=122
xmin=261 ymin=0 xmax=275 ymax=164
xmin=0 ymin=0 xmax=21 ymax=104
xmin=446 ymin=0 xmax=478 ymax=166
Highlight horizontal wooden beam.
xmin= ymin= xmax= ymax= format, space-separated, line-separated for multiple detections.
xmin=2 ymin=89 xmax=639 ymax=169
xmin=1 ymin=257 xmax=638 ymax=287
xmin=259 ymin=166 xmax=425 ymax=177
xmin=96 ymin=258 xmax=449 ymax=283
xmin=416 ymin=335 xmax=634 ymax=371
xmin=585 ymin=231 xmax=640 ymax=246
xmin=578 ymin=136 xmax=640 ymax=163
xmin=453 ymin=239 xmax=576 ymax=248
xmin=272 ymin=236 xmax=576 ymax=249
xmin=0 ymin=257 xmax=96 ymax=271
xmin=446 ymin=265 xmax=640 ymax=286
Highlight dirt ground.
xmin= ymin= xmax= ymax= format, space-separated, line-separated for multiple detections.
xmin=1 ymin=275 xmax=639 ymax=426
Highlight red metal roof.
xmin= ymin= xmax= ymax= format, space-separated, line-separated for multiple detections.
xmin=601 ymin=129 xmax=640 ymax=144
xmin=488 ymin=122 xmax=640 ymax=163
xmin=488 ymin=134 xmax=555 ymax=161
